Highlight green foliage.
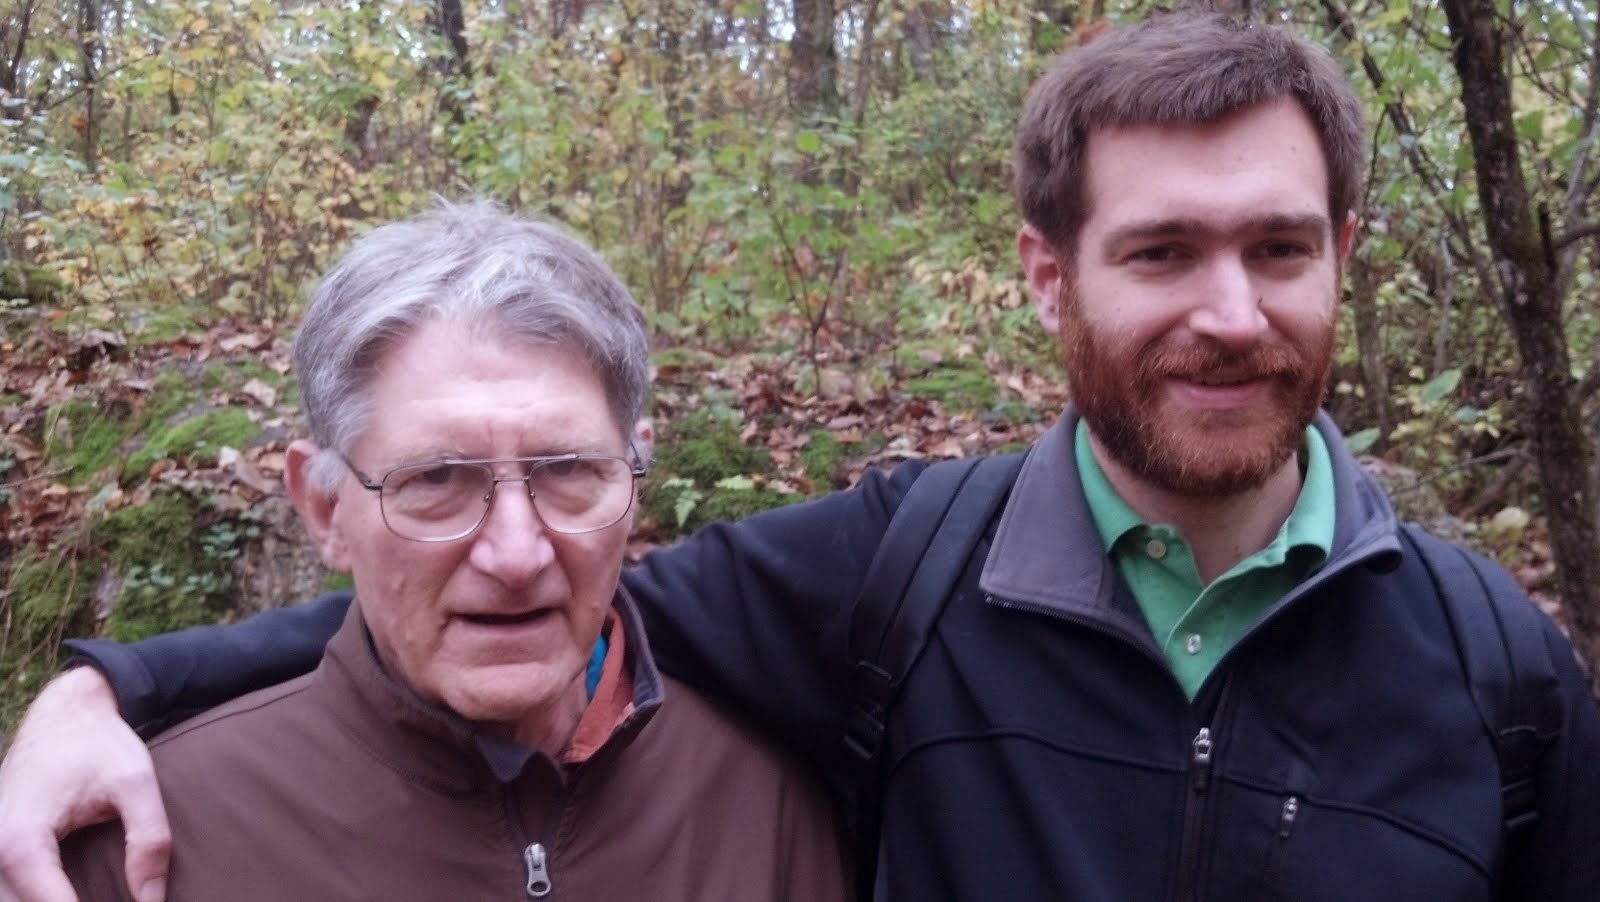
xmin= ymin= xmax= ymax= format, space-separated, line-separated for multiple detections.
xmin=127 ymin=406 xmax=260 ymax=475
xmin=43 ymin=399 xmax=131 ymax=485
xmin=903 ymin=361 xmax=1001 ymax=413
xmin=1 ymin=545 xmax=94 ymax=730
xmin=98 ymin=492 xmax=251 ymax=641
xmin=641 ymin=410 xmax=795 ymax=536
xmin=0 ymin=264 xmax=63 ymax=304
xmin=801 ymin=429 xmax=851 ymax=488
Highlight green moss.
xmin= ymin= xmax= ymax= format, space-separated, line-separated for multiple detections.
xmin=99 ymin=491 xmax=231 ymax=641
xmin=131 ymin=307 xmax=202 ymax=345
xmin=1 ymin=544 xmax=93 ymax=731
xmin=0 ymin=264 xmax=63 ymax=304
xmin=42 ymin=398 xmax=137 ymax=485
xmin=146 ymin=369 xmax=200 ymax=424
xmin=639 ymin=410 xmax=791 ymax=537
xmin=903 ymin=363 xmax=999 ymax=412
xmin=9 ymin=544 xmax=90 ymax=646
xmin=691 ymin=483 xmax=797 ymax=527
xmin=990 ymin=399 xmax=1045 ymax=426
xmin=642 ymin=474 xmax=797 ymax=536
xmin=801 ymin=428 xmax=850 ymax=488
xmin=652 ymin=410 xmax=771 ymax=485
xmin=128 ymin=406 xmax=260 ymax=474
xmin=199 ymin=357 xmax=285 ymax=394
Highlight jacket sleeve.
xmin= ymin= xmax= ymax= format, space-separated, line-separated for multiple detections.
xmin=1518 ymin=620 xmax=1600 ymax=900
xmin=63 ymin=590 xmax=352 ymax=736
xmin=622 ymin=460 xmax=922 ymax=775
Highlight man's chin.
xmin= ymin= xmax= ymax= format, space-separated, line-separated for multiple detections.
xmin=1127 ymin=418 xmax=1303 ymax=498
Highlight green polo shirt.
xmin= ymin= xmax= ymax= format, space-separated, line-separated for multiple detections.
xmin=1076 ymin=420 xmax=1335 ymax=698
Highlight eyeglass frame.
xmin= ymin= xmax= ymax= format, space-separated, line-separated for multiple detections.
xmin=337 ymin=450 xmax=648 ymax=543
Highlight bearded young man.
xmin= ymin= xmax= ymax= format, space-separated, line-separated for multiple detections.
xmin=3 ymin=10 xmax=1599 ymax=902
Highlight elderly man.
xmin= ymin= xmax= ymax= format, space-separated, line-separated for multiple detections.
xmin=50 ymin=201 xmax=847 ymax=901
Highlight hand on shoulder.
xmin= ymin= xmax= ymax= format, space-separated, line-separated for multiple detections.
xmin=0 ymin=667 xmax=169 ymax=902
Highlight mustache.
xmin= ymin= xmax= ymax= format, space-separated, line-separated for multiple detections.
xmin=1140 ymin=340 xmax=1305 ymax=381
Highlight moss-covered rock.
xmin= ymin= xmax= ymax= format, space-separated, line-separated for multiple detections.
xmin=0 ymin=264 xmax=63 ymax=304
xmin=640 ymin=410 xmax=796 ymax=537
xmin=99 ymin=490 xmax=236 ymax=641
xmin=653 ymin=409 xmax=770 ymax=485
xmin=127 ymin=405 xmax=260 ymax=476
xmin=42 ymin=398 xmax=136 ymax=485
xmin=801 ymin=428 xmax=850 ymax=488
xmin=903 ymin=361 xmax=999 ymax=412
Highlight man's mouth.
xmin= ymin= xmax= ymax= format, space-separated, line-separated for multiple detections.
xmin=458 ymin=610 xmax=545 ymax=627
xmin=1190 ymin=374 xmax=1254 ymax=387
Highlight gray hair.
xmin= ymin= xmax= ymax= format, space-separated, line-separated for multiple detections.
xmin=293 ymin=199 xmax=650 ymax=489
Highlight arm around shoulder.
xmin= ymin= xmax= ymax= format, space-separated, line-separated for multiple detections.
xmin=65 ymin=590 xmax=353 ymax=735
xmin=0 ymin=667 xmax=167 ymax=902
xmin=622 ymin=460 xmax=926 ymax=769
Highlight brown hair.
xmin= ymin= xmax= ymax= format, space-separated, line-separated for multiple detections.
xmin=1013 ymin=10 xmax=1366 ymax=256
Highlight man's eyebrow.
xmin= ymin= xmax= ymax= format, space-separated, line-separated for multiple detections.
xmin=1100 ymin=212 xmax=1331 ymax=252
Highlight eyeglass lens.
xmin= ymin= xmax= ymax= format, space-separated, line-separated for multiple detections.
xmin=379 ymin=457 xmax=635 ymax=540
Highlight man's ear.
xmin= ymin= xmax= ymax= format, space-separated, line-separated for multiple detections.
xmin=1018 ymin=223 xmax=1064 ymax=335
xmin=1337 ymin=211 xmax=1359 ymax=263
xmin=284 ymin=439 xmax=351 ymax=572
xmin=632 ymin=418 xmax=654 ymax=464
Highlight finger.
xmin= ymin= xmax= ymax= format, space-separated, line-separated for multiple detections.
xmin=106 ymin=762 xmax=170 ymax=902
xmin=0 ymin=837 xmax=79 ymax=902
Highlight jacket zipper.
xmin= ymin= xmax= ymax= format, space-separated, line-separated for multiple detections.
xmin=1191 ymin=726 xmax=1213 ymax=791
xmin=505 ymin=785 xmax=556 ymax=899
xmin=524 ymin=843 xmax=552 ymax=898
xmin=1257 ymin=795 xmax=1301 ymax=901
xmin=1278 ymin=796 xmax=1300 ymax=838
xmin=1166 ymin=725 xmax=1215 ymax=902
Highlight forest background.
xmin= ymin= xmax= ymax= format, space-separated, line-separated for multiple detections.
xmin=6 ymin=0 xmax=1600 ymax=731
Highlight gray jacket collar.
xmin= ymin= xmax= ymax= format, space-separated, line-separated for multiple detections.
xmin=978 ymin=407 xmax=1403 ymax=627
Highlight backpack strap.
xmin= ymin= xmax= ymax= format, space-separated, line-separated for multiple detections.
xmin=844 ymin=452 xmax=1026 ymax=765
xmin=843 ymin=451 xmax=1025 ymax=898
xmin=1398 ymin=524 xmax=1562 ymax=878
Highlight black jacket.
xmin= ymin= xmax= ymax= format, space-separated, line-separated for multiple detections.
xmin=78 ymin=410 xmax=1600 ymax=901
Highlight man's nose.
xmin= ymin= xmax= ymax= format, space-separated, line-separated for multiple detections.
xmin=1187 ymin=257 xmax=1269 ymax=350
xmin=469 ymin=479 xmax=553 ymax=586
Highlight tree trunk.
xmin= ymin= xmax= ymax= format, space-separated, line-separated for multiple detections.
xmin=2 ymin=0 xmax=37 ymax=121
xmin=1442 ymin=0 xmax=1600 ymax=694
xmin=899 ymin=2 xmax=943 ymax=83
xmin=1345 ymin=254 xmax=1392 ymax=442
xmin=788 ymin=0 xmax=838 ymax=119
xmin=430 ymin=0 xmax=471 ymax=126
xmin=76 ymin=0 xmax=100 ymax=170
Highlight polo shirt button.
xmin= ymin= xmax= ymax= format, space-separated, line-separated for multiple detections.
xmin=1145 ymin=538 xmax=1168 ymax=560
xmin=1185 ymin=633 xmax=1203 ymax=655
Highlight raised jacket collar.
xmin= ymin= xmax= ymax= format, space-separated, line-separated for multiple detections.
xmin=978 ymin=407 xmax=1404 ymax=638
xmin=317 ymin=587 xmax=665 ymax=794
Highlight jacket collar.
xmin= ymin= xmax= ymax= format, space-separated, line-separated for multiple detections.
xmin=978 ymin=407 xmax=1403 ymax=625
xmin=316 ymin=587 xmax=665 ymax=794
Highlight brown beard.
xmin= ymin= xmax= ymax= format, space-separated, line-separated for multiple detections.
xmin=1060 ymin=283 xmax=1335 ymax=499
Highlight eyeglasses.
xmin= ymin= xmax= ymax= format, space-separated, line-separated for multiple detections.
xmin=341 ymin=453 xmax=647 ymax=543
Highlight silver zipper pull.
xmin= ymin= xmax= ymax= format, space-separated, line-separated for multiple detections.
xmin=1278 ymin=796 xmax=1300 ymax=838
xmin=524 ymin=842 xmax=552 ymax=898
xmin=1191 ymin=727 xmax=1213 ymax=790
